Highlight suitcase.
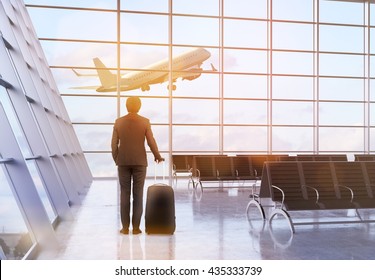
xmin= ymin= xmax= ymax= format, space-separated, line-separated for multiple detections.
xmin=145 ymin=183 xmax=176 ymax=234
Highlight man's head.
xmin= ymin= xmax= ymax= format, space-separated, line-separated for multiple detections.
xmin=126 ymin=96 xmax=141 ymax=113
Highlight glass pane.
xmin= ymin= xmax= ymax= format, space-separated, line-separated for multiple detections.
xmin=25 ymin=161 xmax=56 ymax=222
xmin=224 ymin=19 xmax=267 ymax=48
xmin=224 ymin=0 xmax=267 ymax=19
xmin=272 ymin=0 xmax=313 ymax=22
xmin=223 ymin=126 xmax=268 ymax=152
xmin=116 ymin=69 xmax=171 ymax=96
xmin=121 ymin=0 xmax=168 ymax=13
xmin=27 ymin=7 xmax=117 ymax=41
xmin=172 ymin=16 xmax=219 ymax=46
xmin=319 ymin=127 xmax=364 ymax=152
xmin=370 ymin=128 xmax=375 ymax=151
xmin=62 ymin=96 xmax=117 ymax=123
xmin=121 ymin=13 xmax=168 ymax=44
xmin=319 ymin=0 xmax=364 ymax=25
xmin=224 ymin=100 xmax=267 ymax=125
xmin=41 ymin=41 xmax=117 ymax=69
xmin=0 ymin=168 xmax=34 ymax=259
xmin=224 ymin=74 xmax=267 ymax=99
xmin=319 ymin=102 xmax=364 ymax=126
xmin=371 ymin=28 xmax=375 ymax=54
xmin=53 ymin=68 xmax=116 ymax=96
xmin=85 ymin=153 xmax=117 ymax=177
xmin=74 ymin=125 xmax=113 ymax=152
xmin=319 ymin=54 xmax=364 ymax=77
xmin=171 ymin=46 xmax=220 ymax=97
xmin=320 ymin=25 xmax=364 ymax=53
xmin=25 ymin=0 xmax=117 ymax=9
xmin=272 ymin=52 xmax=313 ymax=75
xmin=172 ymin=126 xmax=219 ymax=151
xmin=149 ymin=125 xmax=169 ymax=152
xmin=371 ymin=56 xmax=375 ymax=78
xmin=273 ymin=22 xmax=313 ymax=51
xmin=272 ymin=127 xmax=313 ymax=152
xmin=173 ymin=0 xmax=219 ymax=16
xmin=171 ymin=73 xmax=219 ymax=98
xmin=0 ymin=93 xmax=32 ymax=158
xmin=272 ymin=76 xmax=313 ymax=100
xmin=272 ymin=101 xmax=313 ymax=125
xmin=121 ymin=44 xmax=168 ymax=69
xmin=371 ymin=80 xmax=375 ymax=101
xmin=119 ymin=97 xmax=169 ymax=124
xmin=224 ymin=49 xmax=267 ymax=73
xmin=173 ymin=99 xmax=219 ymax=124
xmin=370 ymin=104 xmax=375 ymax=126
xmin=319 ymin=78 xmax=364 ymax=101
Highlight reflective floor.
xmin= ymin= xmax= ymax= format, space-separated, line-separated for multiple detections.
xmin=36 ymin=178 xmax=375 ymax=260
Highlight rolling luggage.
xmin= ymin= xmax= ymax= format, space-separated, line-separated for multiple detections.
xmin=145 ymin=184 xmax=176 ymax=234
xmin=145 ymin=163 xmax=176 ymax=234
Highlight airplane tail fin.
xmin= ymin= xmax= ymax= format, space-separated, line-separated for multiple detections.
xmin=93 ymin=58 xmax=117 ymax=88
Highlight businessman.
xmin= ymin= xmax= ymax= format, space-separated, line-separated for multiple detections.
xmin=111 ymin=96 xmax=164 ymax=234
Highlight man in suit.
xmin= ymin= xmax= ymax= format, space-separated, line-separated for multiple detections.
xmin=111 ymin=96 xmax=164 ymax=234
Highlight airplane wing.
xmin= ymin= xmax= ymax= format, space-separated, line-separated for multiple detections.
xmin=71 ymin=69 xmax=98 ymax=77
xmin=171 ymin=64 xmax=218 ymax=81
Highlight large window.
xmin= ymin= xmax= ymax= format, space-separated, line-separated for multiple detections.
xmin=23 ymin=0 xmax=375 ymax=178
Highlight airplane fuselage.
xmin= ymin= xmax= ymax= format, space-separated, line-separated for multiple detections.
xmin=118 ymin=47 xmax=211 ymax=91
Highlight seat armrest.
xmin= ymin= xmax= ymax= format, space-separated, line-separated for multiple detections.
xmin=337 ymin=185 xmax=354 ymax=202
xmin=271 ymin=185 xmax=285 ymax=209
xmin=303 ymin=185 xmax=320 ymax=203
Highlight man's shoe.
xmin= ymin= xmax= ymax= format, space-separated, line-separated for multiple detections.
xmin=132 ymin=228 xmax=142 ymax=235
xmin=120 ymin=228 xmax=129 ymax=234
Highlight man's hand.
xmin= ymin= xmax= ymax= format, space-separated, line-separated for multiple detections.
xmin=155 ymin=157 xmax=165 ymax=163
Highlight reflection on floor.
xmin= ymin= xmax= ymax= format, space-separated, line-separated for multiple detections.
xmin=36 ymin=179 xmax=375 ymax=260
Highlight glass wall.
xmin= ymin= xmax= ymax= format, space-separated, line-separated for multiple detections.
xmin=24 ymin=0 xmax=375 ymax=178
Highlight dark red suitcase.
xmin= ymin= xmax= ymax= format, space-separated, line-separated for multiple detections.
xmin=145 ymin=183 xmax=176 ymax=234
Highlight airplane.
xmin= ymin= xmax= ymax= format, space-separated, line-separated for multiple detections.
xmin=72 ymin=47 xmax=217 ymax=92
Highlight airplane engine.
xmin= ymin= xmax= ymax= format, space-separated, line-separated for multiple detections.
xmin=183 ymin=72 xmax=202 ymax=81
xmin=141 ymin=85 xmax=150 ymax=91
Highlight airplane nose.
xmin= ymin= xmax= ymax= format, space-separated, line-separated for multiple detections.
xmin=203 ymin=48 xmax=211 ymax=58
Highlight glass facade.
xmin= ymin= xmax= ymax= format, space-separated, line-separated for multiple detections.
xmin=24 ymin=0 xmax=374 ymax=178
xmin=1 ymin=0 xmax=91 ymax=259
xmin=0 ymin=0 xmax=374 ymax=260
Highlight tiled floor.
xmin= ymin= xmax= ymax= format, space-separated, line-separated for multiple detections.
xmin=36 ymin=178 xmax=375 ymax=260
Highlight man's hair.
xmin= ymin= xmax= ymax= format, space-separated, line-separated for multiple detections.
xmin=126 ymin=96 xmax=141 ymax=113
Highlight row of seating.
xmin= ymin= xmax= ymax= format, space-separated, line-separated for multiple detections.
xmin=250 ymin=161 xmax=375 ymax=232
xmin=172 ymin=154 xmax=355 ymax=187
xmin=172 ymin=154 xmax=288 ymax=188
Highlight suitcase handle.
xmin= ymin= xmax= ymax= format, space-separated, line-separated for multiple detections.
xmin=154 ymin=160 xmax=166 ymax=184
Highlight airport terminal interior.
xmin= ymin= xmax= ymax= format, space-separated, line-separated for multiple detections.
xmin=1 ymin=0 xmax=375 ymax=260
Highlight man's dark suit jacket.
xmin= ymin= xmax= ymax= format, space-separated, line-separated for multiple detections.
xmin=111 ymin=113 xmax=161 ymax=166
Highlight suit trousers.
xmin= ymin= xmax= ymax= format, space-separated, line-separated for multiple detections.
xmin=118 ymin=165 xmax=147 ymax=230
